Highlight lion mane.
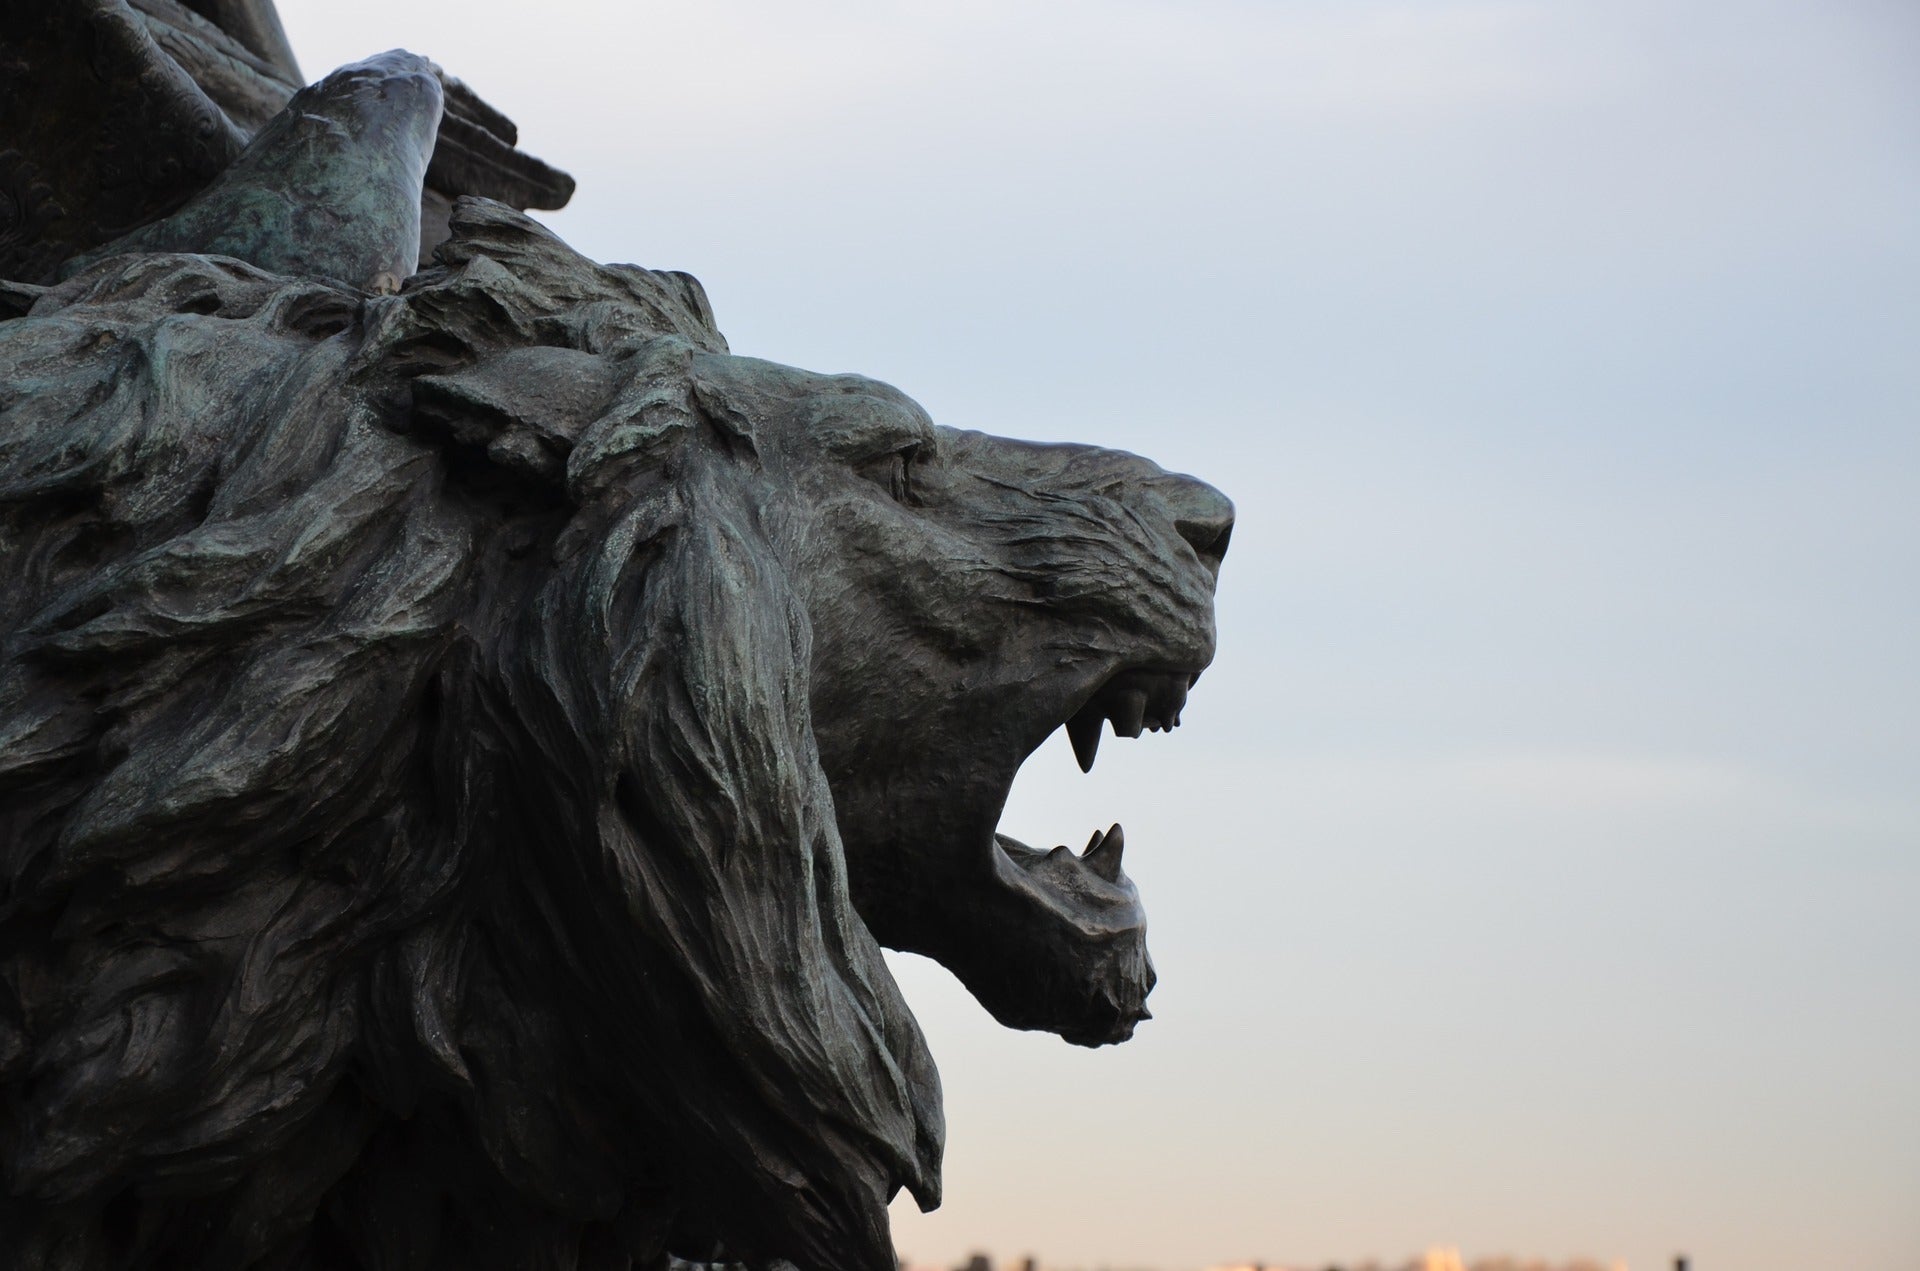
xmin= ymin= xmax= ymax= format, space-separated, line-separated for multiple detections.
xmin=0 ymin=200 xmax=942 ymax=1270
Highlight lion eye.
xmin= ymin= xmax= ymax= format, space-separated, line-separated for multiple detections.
xmin=857 ymin=444 xmax=922 ymax=506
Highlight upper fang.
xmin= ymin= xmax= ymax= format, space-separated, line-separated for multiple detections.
xmin=1067 ymin=705 xmax=1102 ymax=772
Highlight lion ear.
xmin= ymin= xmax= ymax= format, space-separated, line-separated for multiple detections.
xmin=401 ymin=336 xmax=708 ymax=504
xmin=408 ymin=346 xmax=621 ymax=488
xmin=514 ymin=437 xmax=940 ymax=1269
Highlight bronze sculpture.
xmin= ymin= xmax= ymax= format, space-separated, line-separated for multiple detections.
xmin=0 ymin=11 xmax=1231 ymax=1269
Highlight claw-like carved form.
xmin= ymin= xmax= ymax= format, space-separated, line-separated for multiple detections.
xmin=62 ymin=51 xmax=444 ymax=290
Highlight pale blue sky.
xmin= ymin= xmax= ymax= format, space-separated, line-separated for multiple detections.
xmin=282 ymin=3 xmax=1920 ymax=1267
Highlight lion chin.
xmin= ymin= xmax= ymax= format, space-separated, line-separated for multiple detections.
xmin=0 ymin=189 xmax=1227 ymax=1271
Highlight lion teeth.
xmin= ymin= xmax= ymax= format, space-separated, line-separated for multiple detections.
xmin=1145 ymin=675 xmax=1188 ymax=732
xmin=1067 ymin=668 xmax=1199 ymax=766
xmin=1082 ymin=823 xmax=1125 ymax=882
xmin=1067 ymin=704 xmax=1103 ymax=772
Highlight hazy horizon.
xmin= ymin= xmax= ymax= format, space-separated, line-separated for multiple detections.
xmin=893 ymin=1254 xmax=1633 ymax=1271
xmin=280 ymin=3 xmax=1920 ymax=1267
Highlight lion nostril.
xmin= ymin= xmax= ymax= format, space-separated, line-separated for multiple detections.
xmin=1170 ymin=483 xmax=1234 ymax=567
xmin=1178 ymin=517 xmax=1231 ymax=563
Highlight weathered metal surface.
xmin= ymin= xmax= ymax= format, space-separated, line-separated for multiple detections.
xmin=0 ymin=23 xmax=1229 ymax=1271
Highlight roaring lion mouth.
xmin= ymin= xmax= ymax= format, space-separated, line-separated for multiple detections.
xmin=994 ymin=665 xmax=1202 ymax=877
xmin=969 ymin=665 xmax=1208 ymax=1046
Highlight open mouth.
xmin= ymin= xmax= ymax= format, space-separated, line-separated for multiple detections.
xmin=975 ymin=665 xmax=1203 ymax=1046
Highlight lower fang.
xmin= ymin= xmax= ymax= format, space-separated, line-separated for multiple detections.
xmin=1082 ymin=823 xmax=1125 ymax=882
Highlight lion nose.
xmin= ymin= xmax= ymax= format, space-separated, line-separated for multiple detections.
xmin=1166 ymin=477 xmax=1234 ymax=568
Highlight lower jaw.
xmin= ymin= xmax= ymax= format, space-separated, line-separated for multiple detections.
xmin=986 ymin=834 xmax=1155 ymax=1045
xmin=855 ymin=831 xmax=1155 ymax=1047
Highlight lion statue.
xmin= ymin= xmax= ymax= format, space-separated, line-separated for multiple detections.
xmin=0 ymin=45 xmax=1230 ymax=1271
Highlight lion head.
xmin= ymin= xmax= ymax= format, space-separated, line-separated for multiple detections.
xmin=0 ymin=198 xmax=1229 ymax=1269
